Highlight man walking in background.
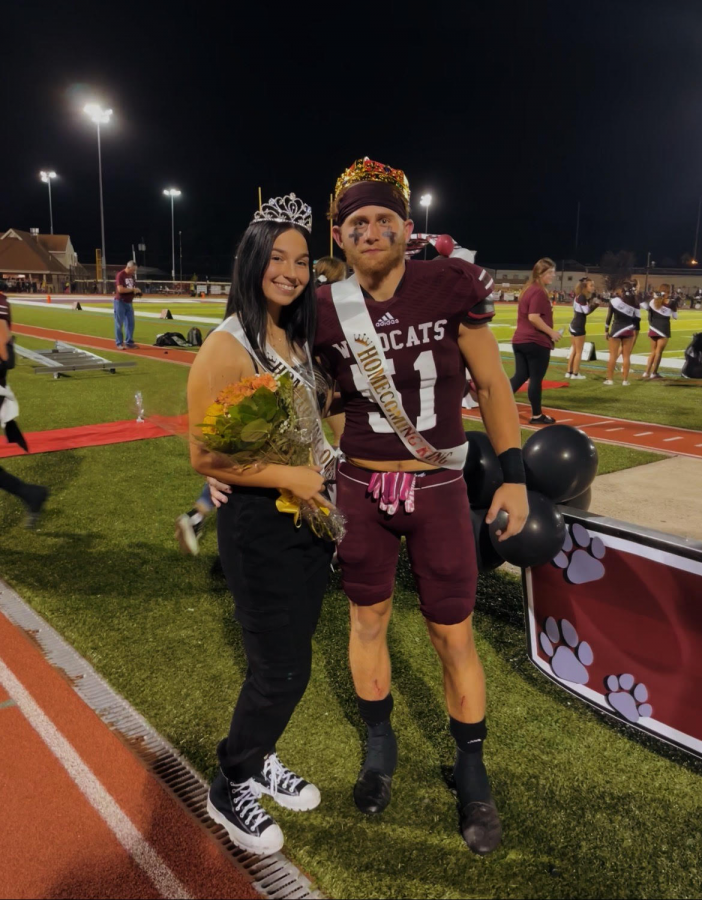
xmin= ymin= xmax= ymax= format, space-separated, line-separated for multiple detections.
xmin=114 ymin=260 xmax=141 ymax=349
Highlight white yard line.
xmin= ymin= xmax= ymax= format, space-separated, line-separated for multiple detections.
xmin=0 ymin=658 xmax=192 ymax=900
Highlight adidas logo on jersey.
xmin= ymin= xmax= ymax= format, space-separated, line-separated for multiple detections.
xmin=375 ymin=311 xmax=400 ymax=327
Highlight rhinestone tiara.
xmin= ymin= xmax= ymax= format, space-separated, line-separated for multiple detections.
xmin=251 ymin=193 xmax=312 ymax=232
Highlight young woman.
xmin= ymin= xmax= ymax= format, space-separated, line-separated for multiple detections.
xmin=566 ymin=277 xmax=599 ymax=379
xmin=643 ymin=283 xmax=677 ymax=379
xmin=188 ymin=196 xmax=335 ymax=857
xmin=604 ymin=281 xmax=639 ymax=386
xmin=509 ymin=257 xmax=563 ymax=424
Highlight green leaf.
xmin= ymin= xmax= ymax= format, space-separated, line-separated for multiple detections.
xmin=240 ymin=418 xmax=272 ymax=443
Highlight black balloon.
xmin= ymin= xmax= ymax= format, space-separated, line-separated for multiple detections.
xmin=523 ymin=425 xmax=598 ymax=504
xmin=470 ymin=507 xmax=504 ymax=574
xmin=489 ymin=490 xmax=566 ymax=569
xmin=463 ymin=431 xmax=504 ymax=509
xmin=561 ymin=486 xmax=592 ymax=511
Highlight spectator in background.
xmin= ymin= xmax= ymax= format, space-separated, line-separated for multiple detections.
xmin=509 ymin=257 xmax=563 ymax=425
xmin=0 ymin=281 xmax=49 ymax=526
xmin=313 ymin=255 xmax=347 ymax=289
xmin=114 ymin=260 xmax=142 ymax=349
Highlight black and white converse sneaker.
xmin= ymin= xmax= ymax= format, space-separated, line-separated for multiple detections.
xmin=256 ymin=753 xmax=321 ymax=811
xmin=175 ymin=510 xmax=205 ymax=555
xmin=206 ymin=770 xmax=284 ymax=856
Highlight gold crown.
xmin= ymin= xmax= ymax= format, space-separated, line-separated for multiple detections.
xmin=334 ymin=157 xmax=410 ymax=202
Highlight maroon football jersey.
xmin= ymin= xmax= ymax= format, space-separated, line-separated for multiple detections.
xmin=315 ymin=258 xmax=494 ymax=462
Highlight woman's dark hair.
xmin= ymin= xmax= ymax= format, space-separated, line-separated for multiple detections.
xmin=225 ymin=221 xmax=316 ymax=366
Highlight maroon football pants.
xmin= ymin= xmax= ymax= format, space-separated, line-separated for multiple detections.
xmin=336 ymin=461 xmax=478 ymax=625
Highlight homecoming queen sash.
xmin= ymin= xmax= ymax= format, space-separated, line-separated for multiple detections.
xmin=215 ymin=315 xmax=338 ymax=484
xmin=331 ymin=276 xmax=468 ymax=470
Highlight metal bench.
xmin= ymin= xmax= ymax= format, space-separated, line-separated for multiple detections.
xmin=15 ymin=341 xmax=136 ymax=378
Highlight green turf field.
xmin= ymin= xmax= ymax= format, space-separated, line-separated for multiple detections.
xmin=1 ymin=307 xmax=700 ymax=899
xmin=490 ymin=303 xmax=702 ymax=359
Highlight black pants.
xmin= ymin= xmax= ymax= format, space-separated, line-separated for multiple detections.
xmin=0 ymin=465 xmax=33 ymax=502
xmin=510 ymin=342 xmax=551 ymax=416
xmin=217 ymin=486 xmax=333 ymax=782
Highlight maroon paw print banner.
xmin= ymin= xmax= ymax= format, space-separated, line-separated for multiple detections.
xmin=524 ymin=511 xmax=702 ymax=759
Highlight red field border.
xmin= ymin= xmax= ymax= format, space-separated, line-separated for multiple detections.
xmin=12 ymin=324 xmax=195 ymax=366
xmin=463 ymin=404 xmax=702 ymax=459
xmin=0 ymin=608 xmax=259 ymax=900
xmin=13 ymin=323 xmax=702 ymax=460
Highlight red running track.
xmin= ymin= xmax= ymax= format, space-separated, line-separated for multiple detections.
xmin=0 ymin=611 xmax=259 ymax=900
xmin=12 ymin=324 xmax=196 ymax=366
xmin=463 ymin=403 xmax=702 ymax=459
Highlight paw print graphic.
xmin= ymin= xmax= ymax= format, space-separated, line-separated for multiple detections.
xmin=539 ymin=617 xmax=594 ymax=685
xmin=552 ymin=523 xmax=606 ymax=584
xmin=605 ymin=674 xmax=653 ymax=723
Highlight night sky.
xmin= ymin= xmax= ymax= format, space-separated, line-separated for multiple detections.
xmin=4 ymin=0 xmax=702 ymax=277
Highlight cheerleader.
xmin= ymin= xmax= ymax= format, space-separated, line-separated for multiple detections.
xmin=604 ymin=281 xmax=639 ymax=385
xmin=566 ymin=277 xmax=599 ymax=379
xmin=643 ymin=283 xmax=677 ymax=380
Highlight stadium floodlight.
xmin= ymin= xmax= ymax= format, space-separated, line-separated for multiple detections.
xmin=163 ymin=189 xmax=182 ymax=282
xmin=40 ymin=171 xmax=58 ymax=234
xmin=84 ymin=104 xmax=113 ymax=292
xmin=420 ymin=194 xmax=433 ymax=257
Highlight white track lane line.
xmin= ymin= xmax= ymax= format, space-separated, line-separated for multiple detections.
xmin=663 ymin=437 xmax=684 ymax=442
xmin=0 ymin=658 xmax=191 ymax=900
xmin=605 ymin=427 xmax=624 ymax=432
xmin=634 ymin=432 xmax=654 ymax=436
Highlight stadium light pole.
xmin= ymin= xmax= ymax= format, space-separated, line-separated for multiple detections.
xmin=163 ymin=189 xmax=181 ymax=283
xmin=692 ymin=194 xmax=702 ymax=265
xmin=420 ymin=193 xmax=432 ymax=259
xmin=83 ymin=104 xmax=113 ymax=293
xmin=39 ymin=171 xmax=57 ymax=234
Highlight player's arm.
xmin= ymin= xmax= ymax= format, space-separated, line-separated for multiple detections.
xmin=458 ymin=321 xmax=527 ymax=540
xmin=187 ymin=333 xmax=325 ymax=503
xmin=0 ymin=318 xmax=10 ymax=362
xmin=605 ymin=303 xmax=613 ymax=333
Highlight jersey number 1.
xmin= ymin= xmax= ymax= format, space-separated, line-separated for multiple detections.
xmin=350 ymin=350 xmax=438 ymax=434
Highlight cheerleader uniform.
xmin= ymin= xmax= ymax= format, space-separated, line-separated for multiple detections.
xmin=605 ymin=292 xmax=639 ymax=339
xmin=569 ymin=296 xmax=597 ymax=336
xmin=648 ymin=300 xmax=678 ymax=340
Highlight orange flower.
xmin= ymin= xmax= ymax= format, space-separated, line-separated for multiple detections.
xmin=216 ymin=374 xmax=278 ymax=407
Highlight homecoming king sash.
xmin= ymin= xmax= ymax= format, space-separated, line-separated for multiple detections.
xmin=331 ymin=276 xmax=468 ymax=470
xmin=216 ymin=315 xmax=338 ymax=484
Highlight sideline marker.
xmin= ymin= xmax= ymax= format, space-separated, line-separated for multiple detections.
xmin=71 ymin=301 xmax=82 ymax=310
xmin=159 ymin=309 xmax=173 ymax=319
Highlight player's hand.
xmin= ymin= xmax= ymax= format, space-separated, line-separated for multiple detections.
xmin=279 ymin=465 xmax=326 ymax=503
xmin=486 ymin=484 xmax=528 ymax=541
xmin=207 ymin=476 xmax=231 ymax=507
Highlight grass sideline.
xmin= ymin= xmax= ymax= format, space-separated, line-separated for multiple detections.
xmin=0 ymin=437 xmax=700 ymax=899
xmin=1 ymin=303 xmax=698 ymax=898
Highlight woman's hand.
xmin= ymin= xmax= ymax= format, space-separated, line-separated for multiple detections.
xmin=486 ymin=484 xmax=529 ymax=541
xmin=279 ymin=465 xmax=326 ymax=505
xmin=551 ymin=329 xmax=563 ymax=343
xmin=207 ymin=476 xmax=231 ymax=508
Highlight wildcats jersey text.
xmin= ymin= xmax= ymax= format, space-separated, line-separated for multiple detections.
xmin=314 ymin=258 xmax=494 ymax=462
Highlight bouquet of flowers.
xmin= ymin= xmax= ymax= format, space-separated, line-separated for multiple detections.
xmin=199 ymin=372 xmax=345 ymax=541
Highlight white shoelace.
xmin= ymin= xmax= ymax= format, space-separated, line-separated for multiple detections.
xmin=264 ymin=753 xmax=303 ymax=796
xmin=232 ymin=778 xmax=269 ymax=831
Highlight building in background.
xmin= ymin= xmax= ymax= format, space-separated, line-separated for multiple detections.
xmin=0 ymin=228 xmax=85 ymax=290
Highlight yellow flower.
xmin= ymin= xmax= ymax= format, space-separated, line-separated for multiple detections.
xmin=202 ymin=401 xmax=225 ymax=434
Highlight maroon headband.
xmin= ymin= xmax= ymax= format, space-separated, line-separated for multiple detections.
xmin=335 ymin=182 xmax=408 ymax=225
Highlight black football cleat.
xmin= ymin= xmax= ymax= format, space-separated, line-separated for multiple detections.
xmin=459 ymin=800 xmax=503 ymax=856
xmin=353 ymin=769 xmax=393 ymax=815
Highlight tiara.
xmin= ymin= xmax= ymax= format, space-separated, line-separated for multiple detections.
xmin=251 ymin=193 xmax=312 ymax=232
xmin=334 ymin=157 xmax=410 ymax=202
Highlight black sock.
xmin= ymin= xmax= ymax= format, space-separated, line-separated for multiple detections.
xmin=357 ymin=694 xmax=397 ymax=776
xmin=450 ymin=717 xmax=492 ymax=806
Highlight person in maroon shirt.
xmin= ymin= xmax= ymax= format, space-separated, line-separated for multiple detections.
xmin=113 ymin=260 xmax=141 ymax=349
xmin=0 ymin=282 xmax=49 ymax=525
xmin=509 ymin=258 xmax=563 ymax=424
xmin=314 ymin=158 xmax=529 ymax=855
